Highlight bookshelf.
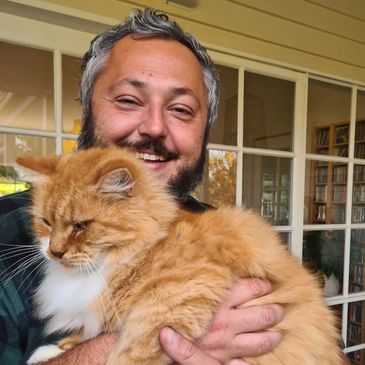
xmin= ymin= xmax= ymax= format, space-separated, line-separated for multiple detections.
xmin=349 ymin=231 xmax=365 ymax=364
xmin=261 ymin=158 xmax=290 ymax=225
xmin=310 ymin=123 xmax=349 ymax=224
xmin=348 ymin=300 xmax=365 ymax=365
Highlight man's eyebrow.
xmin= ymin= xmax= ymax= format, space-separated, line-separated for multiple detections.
xmin=108 ymin=78 xmax=147 ymax=93
xmin=171 ymin=87 xmax=201 ymax=105
xmin=108 ymin=80 xmax=201 ymax=105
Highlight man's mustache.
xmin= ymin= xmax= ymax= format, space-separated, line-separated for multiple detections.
xmin=115 ymin=138 xmax=179 ymax=160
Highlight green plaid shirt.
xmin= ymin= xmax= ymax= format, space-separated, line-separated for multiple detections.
xmin=0 ymin=190 xmax=56 ymax=365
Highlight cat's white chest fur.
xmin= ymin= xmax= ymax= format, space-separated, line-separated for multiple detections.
xmin=36 ymin=261 xmax=106 ymax=340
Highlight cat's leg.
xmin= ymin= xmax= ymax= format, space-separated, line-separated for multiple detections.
xmin=57 ymin=332 xmax=84 ymax=351
xmin=27 ymin=333 xmax=84 ymax=365
xmin=27 ymin=344 xmax=65 ymax=365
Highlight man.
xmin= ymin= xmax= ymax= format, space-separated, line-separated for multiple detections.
xmin=0 ymin=8 xmax=286 ymax=365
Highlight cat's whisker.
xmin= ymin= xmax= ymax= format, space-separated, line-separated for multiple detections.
xmin=0 ymin=246 xmax=40 ymax=261
xmin=18 ymin=254 xmax=46 ymax=291
xmin=0 ymin=206 xmax=31 ymax=226
xmin=86 ymin=256 xmax=118 ymax=331
xmin=84 ymin=259 xmax=108 ymax=325
xmin=1 ymin=254 xmax=43 ymax=288
xmin=0 ymin=254 xmax=44 ymax=302
xmin=9 ymin=257 xmax=46 ymax=305
xmin=0 ymin=252 xmax=44 ymax=288
xmin=0 ymin=242 xmax=40 ymax=247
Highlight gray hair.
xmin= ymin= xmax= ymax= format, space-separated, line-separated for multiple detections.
xmin=79 ymin=8 xmax=219 ymax=134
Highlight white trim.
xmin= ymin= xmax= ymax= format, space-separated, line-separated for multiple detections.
xmin=206 ymin=41 xmax=365 ymax=89
xmin=54 ymin=48 xmax=63 ymax=154
xmin=0 ymin=12 xmax=93 ymax=57
xmin=7 ymin=0 xmax=118 ymax=25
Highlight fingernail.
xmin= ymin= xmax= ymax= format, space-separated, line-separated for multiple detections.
xmin=270 ymin=331 xmax=283 ymax=347
xmin=163 ymin=327 xmax=180 ymax=346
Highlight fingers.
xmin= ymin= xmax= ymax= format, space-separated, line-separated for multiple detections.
xmin=222 ymin=278 xmax=273 ymax=308
xmin=159 ymin=327 xmax=221 ymax=365
xmin=231 ymin=331 xmax=282 ymax=358
xmin=200 ymin=305 xmax=283 ymax=359
xmin=229 ymin=304 xmax=284 ymax=333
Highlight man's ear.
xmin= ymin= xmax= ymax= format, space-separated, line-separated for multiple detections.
xmin=16 ymin=155 xmax=60 ymax=176
xmin=95 ymin=167 xmax=135 ymax=198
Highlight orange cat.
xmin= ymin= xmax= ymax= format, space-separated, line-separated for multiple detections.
xmin=17 ymin=147 xmax=342 ymax=365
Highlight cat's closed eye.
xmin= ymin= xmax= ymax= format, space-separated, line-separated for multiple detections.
xmin=42 ymin=218 xmax=51 ymax=227
xmin=73 ymin=220 xmax=92 ymax=231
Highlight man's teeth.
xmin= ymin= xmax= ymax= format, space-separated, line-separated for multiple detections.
xmin=136 ymin=153 xmax=166 ymax=162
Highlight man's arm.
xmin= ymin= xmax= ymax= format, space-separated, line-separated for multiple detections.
xmin=42 ymin=333 xmax=118 ymax=365
xmin=41 ymin=278 xmax=282 ymax=365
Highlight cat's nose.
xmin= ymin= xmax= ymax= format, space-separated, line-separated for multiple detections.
xmin=49 ymin=249 xmax=66 ymax=259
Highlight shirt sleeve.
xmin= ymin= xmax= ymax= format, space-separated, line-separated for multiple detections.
xmin=0 ymin=191 xmax=50 ymax=365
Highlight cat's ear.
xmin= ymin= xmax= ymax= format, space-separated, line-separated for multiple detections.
xmin=96 ymin=167 xmax=135 ymax=198
xmin=16 ymin=155 xmax=60 ymax=176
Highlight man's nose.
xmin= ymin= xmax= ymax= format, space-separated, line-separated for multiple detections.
xmin=138 ymin=107 xmax=168 ymax=139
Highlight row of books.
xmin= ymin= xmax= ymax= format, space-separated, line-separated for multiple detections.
xmin=353 ymin=206 xmax=365 ymax=223
xmin=348 ymin=323 xmax=362 ymax=343
xmin=314 ymin=166 xmax=347 ymax=184
xmin=332 ymin=185 xmax=347 ymax=203
xmin=316 ymin=127 xmax=330 ymax=146
xmin=316 ymin=121 xmax=365 ymax=145
xmin=353 ymin=185 xmax=365 ymax=202
xmin=314 ymin=185 xmax=326 ymax=202
xmin=356 ymin=121 xmax=365 ymax=142
xmin=354 ymin=165 xmax=365 ymax=182
xmin=333 ymin=165 xmax=347 ymax=183
xmin=349 ymin=301 xmax=363 ymax=323
xmin=315 ymin=167 xmax=328 ymax=184
xmin=351 ymin=264 xmax=365 ymax=284
xmin=352 ymin=230 xmax=365 ymax=242
xmin=355 ymin=143 xmax=365 ymax=159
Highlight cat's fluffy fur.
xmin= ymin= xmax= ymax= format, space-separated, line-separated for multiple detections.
xmin=17 ymin=147 xmax=342 ymax=365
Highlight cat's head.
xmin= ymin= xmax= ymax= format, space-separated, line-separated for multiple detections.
xmin=17 ymin=147 xmax=178 ymax=272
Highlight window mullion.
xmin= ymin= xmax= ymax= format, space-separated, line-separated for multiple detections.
xmin=54 ymin=48 xmax=63 ymax=154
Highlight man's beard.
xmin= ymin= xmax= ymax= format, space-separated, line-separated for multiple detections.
xmin=77 ymin=117 xmax=208 ymax=200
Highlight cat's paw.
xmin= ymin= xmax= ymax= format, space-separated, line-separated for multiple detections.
xmin=27 ymin=344 xmax=65 ymax=364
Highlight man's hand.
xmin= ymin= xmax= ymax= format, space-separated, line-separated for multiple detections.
xmin=159 ymin=278 xmax=284 ymax=365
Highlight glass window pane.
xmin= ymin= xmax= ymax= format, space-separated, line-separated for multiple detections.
xmin=197 ymin=150 xmax=237 ymax=207
xmin=350 ymin=230 xmax=365 ymax=294
xmin=355 ymin=90 xmax=365 ymax=159
xmin=306 ymin=79 xmax=351 ymax=156
xmin=347 ymin=349 xmax=365 ymax=364
xmin=242 ymin=155 xmax=291 ymax=225
xmin=303 ymin=230 xmax=344 ymax=297
xmin=0 ymin=133 xmax=55 ymax=196
xmin=209 ymin=65 xmax=238 ymax=145
xmin=348 ymin=300 xmax=365 ymax=350
xmin=304 ymin=160 xmax=347 ymax=224
xmin=243 ymin=72 xmax=294 ymax=151
xmin=0 ymin=41 xmax=54 ymax=130
xmin=62 ymin=55 xmax=82 ymax=134
xmin=353 ymin=165 xmax=365 ymax=223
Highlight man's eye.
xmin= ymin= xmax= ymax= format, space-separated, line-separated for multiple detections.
xmin=116 ymin=97 xmax=139 ymax=106
xmin=171 ymin=105 xmax=193 ymax=117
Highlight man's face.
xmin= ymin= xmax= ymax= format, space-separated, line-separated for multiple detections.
xmin=88 ymin=36 xmax=208 ymax=195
